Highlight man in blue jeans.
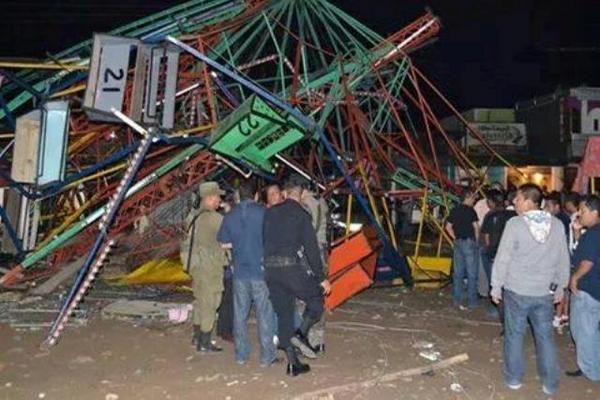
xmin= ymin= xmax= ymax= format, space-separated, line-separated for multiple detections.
xmin=217 ymin=180 xmax=277 ymax=367
xmin=567 ymin=194 xmax=600 ymax=381
xmin=446 ymin=188 xmax=480 ymax=309
xmin=491 ymin=184 xmax=570 ymax=395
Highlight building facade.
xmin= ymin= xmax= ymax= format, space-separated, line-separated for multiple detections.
xmin=516 ymin=86 xmax=600 ymax=162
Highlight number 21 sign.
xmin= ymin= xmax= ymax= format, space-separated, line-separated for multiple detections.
xmin=84 ymin=34 xmax=140 ymax=122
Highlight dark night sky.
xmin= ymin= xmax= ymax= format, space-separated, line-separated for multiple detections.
xmin=1 ymin=0 xmax=599 ymax=110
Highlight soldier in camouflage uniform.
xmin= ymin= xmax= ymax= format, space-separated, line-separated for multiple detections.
xmin=185 ymin=181 xmax=229 ymax=353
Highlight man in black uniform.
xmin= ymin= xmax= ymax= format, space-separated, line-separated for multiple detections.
xmin=263 ymin=177 xmax=332 ymax=376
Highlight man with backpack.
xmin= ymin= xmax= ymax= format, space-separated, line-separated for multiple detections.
xmin=181 ymin=181 xmax=229 ymax=353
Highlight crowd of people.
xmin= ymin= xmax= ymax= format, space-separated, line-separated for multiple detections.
xmin=181 ymin=176 xmax=330 ymax=377
xmin=178 ymin=174 xmax=599 ymax=391
xmin=446 ymin=182 xmax=600 ymax=395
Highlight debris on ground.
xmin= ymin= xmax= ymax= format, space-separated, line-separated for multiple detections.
xmin=412 ymin=341 xmax=434 ymax=350
xmin=0 ymin=288 xmax=597 ymax=399
xmin=101 ymin=300 xmax=191 ymax=323
xmin=419 ymin=350 xmax=441 ymax=362
xmin=0 ymin=281 xmax=190 ymax=332
xmin=0 ymin=293 xmax=89 ymax=331
xmin=450 ymin=382 xmax=464 ymax=393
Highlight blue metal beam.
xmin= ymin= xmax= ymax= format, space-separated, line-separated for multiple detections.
xmin=211 ymin=72 xmax=241 ymax=107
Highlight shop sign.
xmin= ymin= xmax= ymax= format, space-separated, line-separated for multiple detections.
xmin=466 ymin=123 xmax=527 ymax=154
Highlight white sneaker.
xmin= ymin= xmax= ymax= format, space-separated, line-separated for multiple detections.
xmin=552 ymin=316 xmax=561 ymax=328
xmin=507 ymin=382 xmax=522 ymax=390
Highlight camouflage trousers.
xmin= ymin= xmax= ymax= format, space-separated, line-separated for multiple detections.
xmin=190 ymin=264 xmax=224 ymax=332
xmin=193 ymin=286 xmax=223 ymax=332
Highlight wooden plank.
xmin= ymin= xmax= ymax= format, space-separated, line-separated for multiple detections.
xmin=293 ymin=353 xmax=470 ymax=400
xmin=11 ymin=111 xmax=40 ymax=184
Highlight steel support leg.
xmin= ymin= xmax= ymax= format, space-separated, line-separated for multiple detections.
xmin=45 ymin=136 xmax=153 ymax=345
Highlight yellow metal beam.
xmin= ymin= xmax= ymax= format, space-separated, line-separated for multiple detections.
xmin=51 ymin=84 xmax=87 ymax=98
xmin=345 ymin=194 xmax=353 ymax=237
xmin=171 ymin=124 xmax=216 ymax=136
xmin=357 ymin=162 xmax=382 ymax=224
xmin=0 ymin=62 xmax=87 ymax=70
xmin=62 ymin=163 xmax=126 ymax=190
xmin=413 ymin=194 xmax=428 ymax=258
xmin=68 ymin=132 xmax=99 ymax=155
xmin=37 ymin=193 xmax=99 ymax=249
xmin=380 ymin=196 xmax=398 ymax=249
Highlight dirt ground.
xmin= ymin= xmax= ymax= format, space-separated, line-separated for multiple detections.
xmin=0 ymin=287 xmax=597 ymax=400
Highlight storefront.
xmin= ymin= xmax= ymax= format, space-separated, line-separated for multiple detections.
xmin=453 ymin=165 xmax=566 ymax=192
xmin=506 ymin=166 xmax=565 ymax=192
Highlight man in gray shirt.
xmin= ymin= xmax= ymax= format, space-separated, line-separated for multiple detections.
xmin=491 ymin=184 xmax=570 ymax=396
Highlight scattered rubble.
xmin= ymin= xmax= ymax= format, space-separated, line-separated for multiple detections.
xmin=418 ymin=350 xmax=441 ymax=362
xmin=450 ymin=382 xmax=464 ymax=393
xmin=0 ymin=281 xmax=192 ymax=333
xmin=412 ymin=341 xmax=434 ymax=350
xmin=101 ymin=300 xmax=191 ymax=323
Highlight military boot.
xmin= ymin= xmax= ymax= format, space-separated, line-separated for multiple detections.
xmin=191 ymin=325 xmax=201 ymax=346
xmin=197 ymin=331 xmax=223 ymax=353
xmin=285 ymin=347 xmax=310 ymax=377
